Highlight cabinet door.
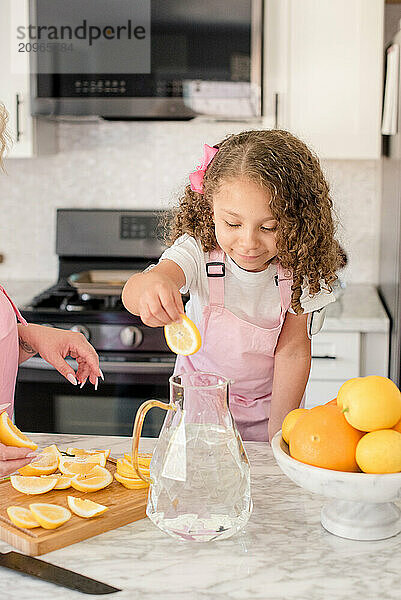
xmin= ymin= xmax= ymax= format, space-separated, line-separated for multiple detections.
xmin=0 ymin=0 xmax=33 ymax=158
xmin=264 ymin=0 xmax=384 ymax=159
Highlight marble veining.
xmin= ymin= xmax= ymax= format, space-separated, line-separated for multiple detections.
xmin=0 ymin=433 xmax=400 ymax=600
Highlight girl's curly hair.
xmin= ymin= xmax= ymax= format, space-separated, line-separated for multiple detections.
xmin=0 ymin=103 xmax=11 ymax=171
xmin=165 ymin=129 xmax=344 ymax=314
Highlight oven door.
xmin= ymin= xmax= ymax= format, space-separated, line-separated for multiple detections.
xmin=15 ymin=357 xmax=175 ymax=437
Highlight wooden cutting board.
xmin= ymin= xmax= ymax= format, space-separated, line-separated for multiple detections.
xmin=0 ymin=460 xmax=149 ymax=556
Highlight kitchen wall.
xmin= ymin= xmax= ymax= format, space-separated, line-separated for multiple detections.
xmin=0 ymin=118 xmax=380 ymax=284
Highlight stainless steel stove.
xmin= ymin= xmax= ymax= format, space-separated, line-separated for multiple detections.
xmin=15 ymin=209 xmax=177 ymax=437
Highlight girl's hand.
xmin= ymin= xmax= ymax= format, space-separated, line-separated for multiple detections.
xmin=18 ymin=324 xmax=102 ymax=387
xmin=138 ymin=274 xmax=184 ymax=327
xmin=0 ymin=443 xmax=35 ymax=478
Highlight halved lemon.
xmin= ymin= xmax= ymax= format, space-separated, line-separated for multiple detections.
xmin=66 ymin=447 xmax=111 ymax=460
xmin=114 ymin=473 xmax=149 ymax=489
xmin=116 ymin=458 xmax=149 ymax=479
xmin=59 ymin=456 xmax=105 ymax=476
xmin=18 ymin=454 xmax=58 ymax=477
xmin=10 ymin=475 xmax=58 ymax=495
xmin=164 ymin=314 xmax=201 ymax=356
xmin=67 ymin=496 xmax=108 ymax=518
xmin=7 ymin=506 xmax=40 ymax=529
xmin=41 ymin=474 xmax=73 ymax=490
xmin=29 ymin=503 xmax=71 ymax=529
xmin=0 ymin=412 xmax=37 ymax=450
xmin=70 ymin=465 xmax=113 ymax=492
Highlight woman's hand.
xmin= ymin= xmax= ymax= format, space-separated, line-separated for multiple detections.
xmin=0 ymin=443 xmax=35 ymax=478
xmin=17 ymin=324 xmax=102 ymax=388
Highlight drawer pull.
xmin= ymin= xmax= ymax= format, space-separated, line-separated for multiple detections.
xmin=312 ymin=355 xmax=336 ymax=360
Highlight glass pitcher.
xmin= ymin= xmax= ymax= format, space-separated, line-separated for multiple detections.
xmin=131 ymin=372 xmax=252 ymax=542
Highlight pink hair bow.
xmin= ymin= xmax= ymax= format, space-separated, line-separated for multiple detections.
xmin=189 ymin=144 xmax=218 ymax=193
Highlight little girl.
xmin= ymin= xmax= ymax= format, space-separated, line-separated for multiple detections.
xmin=122 ymin=129 xmax=344 ymax=442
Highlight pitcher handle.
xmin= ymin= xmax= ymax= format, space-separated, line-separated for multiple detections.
xmin=131 ymin=399 xmax=177 ymax=483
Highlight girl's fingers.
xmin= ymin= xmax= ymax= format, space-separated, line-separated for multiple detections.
xmin=158 ymin=289 xmax=182 ymax=323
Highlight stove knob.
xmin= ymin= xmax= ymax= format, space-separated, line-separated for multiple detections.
xmin=70 ymin=325 xmax=90 ymax=341
xmin=120 ymin=326 xmax=143 ymax=348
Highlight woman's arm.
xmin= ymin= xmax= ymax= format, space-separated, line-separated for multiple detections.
xmin=268 ymin=312 xmax=311 ymax=442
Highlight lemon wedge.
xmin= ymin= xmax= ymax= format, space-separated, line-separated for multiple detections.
xmin=29 ymin=503 xmax=71 ymax=529
xmin=164 ymin=314 xmax=201 ymax=356
xmin=18 ymin=454 xmax=59 ymax=477
xmin=10 ymin=475 xmax=58 ymax=495
xmin=66 ymin=447 xmax=111 ymax=460
xmin=0 ymin=412 xmax=37 ymax=450
xmin=6 ymin=506 xmax=40 ymax=529
xmin=70 ymin=465 xmax=113 ymax=492
xmin=67 ymin=496 xmax=108 ymax=518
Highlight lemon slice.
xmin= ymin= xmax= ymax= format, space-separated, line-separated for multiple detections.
xmin=0 ymin=412 xmax=37 ymax=450
xmin=59 ymin=456 xmax=105 ymax=476
xmin=29 ymin=503 xmax=71 ymax=529
xmin=70 ymin=465 xmax=113 ymax=492
xmin=116 ymin=458 xmax=150 ymax=479
xmin=10 ymin=475 xmax=58 ymax=495
xmin=41 ymin=474 xmax=73 ymax=490
xmin=123 ymin=453 xmax=152 ymax=468
xmin=7 ymin=506 xmax=40 ymax=529
xmin=114 ymin=473 xmax=149 ymax=489
xmin=67 ymin=496 xmax=108 ymax=518
xmin=40 ymin=444 xmax=62 ymax=460
xmin=164 ymin=314 xmax=201 ymax=356
xmin=66 ymin=447 xmax=111 ymax=460
xmin=18 ymin=454 xmax=59 ymax=477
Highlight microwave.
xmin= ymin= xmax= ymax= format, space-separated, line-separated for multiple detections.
xmin=29 ymin=0 xmax=263 ymax=120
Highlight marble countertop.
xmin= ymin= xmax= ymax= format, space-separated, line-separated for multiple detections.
xmin=0 ymin=433 xmax=400 ymax=600
xmin=2 ymin=280 xmax=390 ymax=333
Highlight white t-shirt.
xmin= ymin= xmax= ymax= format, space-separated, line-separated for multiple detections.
xmin=157 ymin=234 xmax=336 ymax=331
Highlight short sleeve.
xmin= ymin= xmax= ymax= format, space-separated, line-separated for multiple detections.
xmin=288 ymin=279 xmax=336 ymax=315
xmin=158 ymin=234 xmax=202 ymax=294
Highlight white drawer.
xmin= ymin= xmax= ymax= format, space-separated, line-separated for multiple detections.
xmin=309 ymin=331 xmax=360 ymax=380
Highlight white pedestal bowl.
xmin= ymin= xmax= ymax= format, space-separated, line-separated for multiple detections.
xmin=271 ymin=431 xmax=401 ymax=541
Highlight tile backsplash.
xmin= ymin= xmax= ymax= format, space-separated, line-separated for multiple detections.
xmin=0 ymin=118 xmax=380 ymax=284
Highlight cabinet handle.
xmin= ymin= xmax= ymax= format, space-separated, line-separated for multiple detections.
xmin=16 ymin=94 xmax=22 ymax=142
xmin=311 ymin=355 xmax=337 ymax=360
xmin=274 ymin=92 xmax=279 ymax=129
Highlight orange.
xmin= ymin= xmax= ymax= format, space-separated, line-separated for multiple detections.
xmin=356 ymin=430 xmax=401 ymax=473
xmin=281 ymin=409 xmax=308 ymax=444
xmin=289 ymin=404 xmax=364 ymax=472
xmin=325 ymin=399 xmax=337 ymax=406
xmin=0 ymin=412 xmax=37 ymax=450
xmin=164 ymin=314 xmax=201 ymax=355
xmin=338 ymin=376 xmax=401 ymax=431
xmin=393 ymin=418 xmax=401 ymax=433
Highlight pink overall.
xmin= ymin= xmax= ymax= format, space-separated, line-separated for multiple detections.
xmin=0 ymin=285 xmax=27 ymax=418
xmin=174 ymin=249 xmax=293 ymax=442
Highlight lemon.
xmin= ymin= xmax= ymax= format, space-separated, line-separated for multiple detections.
xmin=18 ymin=454 xmax=58 ymax=477
xmin=67 ymin=496 xmax=108 ymax=518
xmin=70 ymin=465 xmax=113 ymax=492
xmin=0 ymin=412 xmax=37 ymax=450
xmin=356 ymin=429 xmax=401 ymax=473
xmin=10 ymin=475 xmax=58 ymax=495
xmin=124 ymin=453 xmax=152 ymax=468
xmin=116 ymin=458 xmax=150 ymax=479
xmin=59 ymin=455 xmax=105 ymax=476
xmin=281 ymin=408 xmax=308 ymax=444
xmin=40 ymin=474 xmax=73 ymax=490
xmin=29 ymin=503 xmax=71 ymax=529
xmin=339 ymin=376 xmax=401 ymax=431
xmin=40 ymin=444 xmax=62 ymax=460
xmin=66 ymin=447 xmax=111 ymax=460
xmin=6 ymin=506 xmax=40 ymax=529
xmin=114 ymin=473 xmax=149 ymax=489
xmin=164 ymin=314 xmax=201 ymax=355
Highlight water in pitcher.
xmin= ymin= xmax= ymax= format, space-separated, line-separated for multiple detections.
xmin=146 ymin=422 xmax=252 ymax=542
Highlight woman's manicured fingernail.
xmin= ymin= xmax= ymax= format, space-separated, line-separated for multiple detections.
xmin=99 ymin=369 xmax=104 ymax=381
xmin=80 ymin=379 xmax=87 ymax=389
xmin=94 ymin=378 xmax=98 ymax=391
xmin=67 ymin=373 xmax=77 ymax=385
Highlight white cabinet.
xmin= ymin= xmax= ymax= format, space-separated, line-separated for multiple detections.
xmin=264 ymin=0 xmax=384 ymax=159
xmin=305 ymin=329 xmax=389 ymax=409
xmin=0 ymin=0 xmax=56 ymax=157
